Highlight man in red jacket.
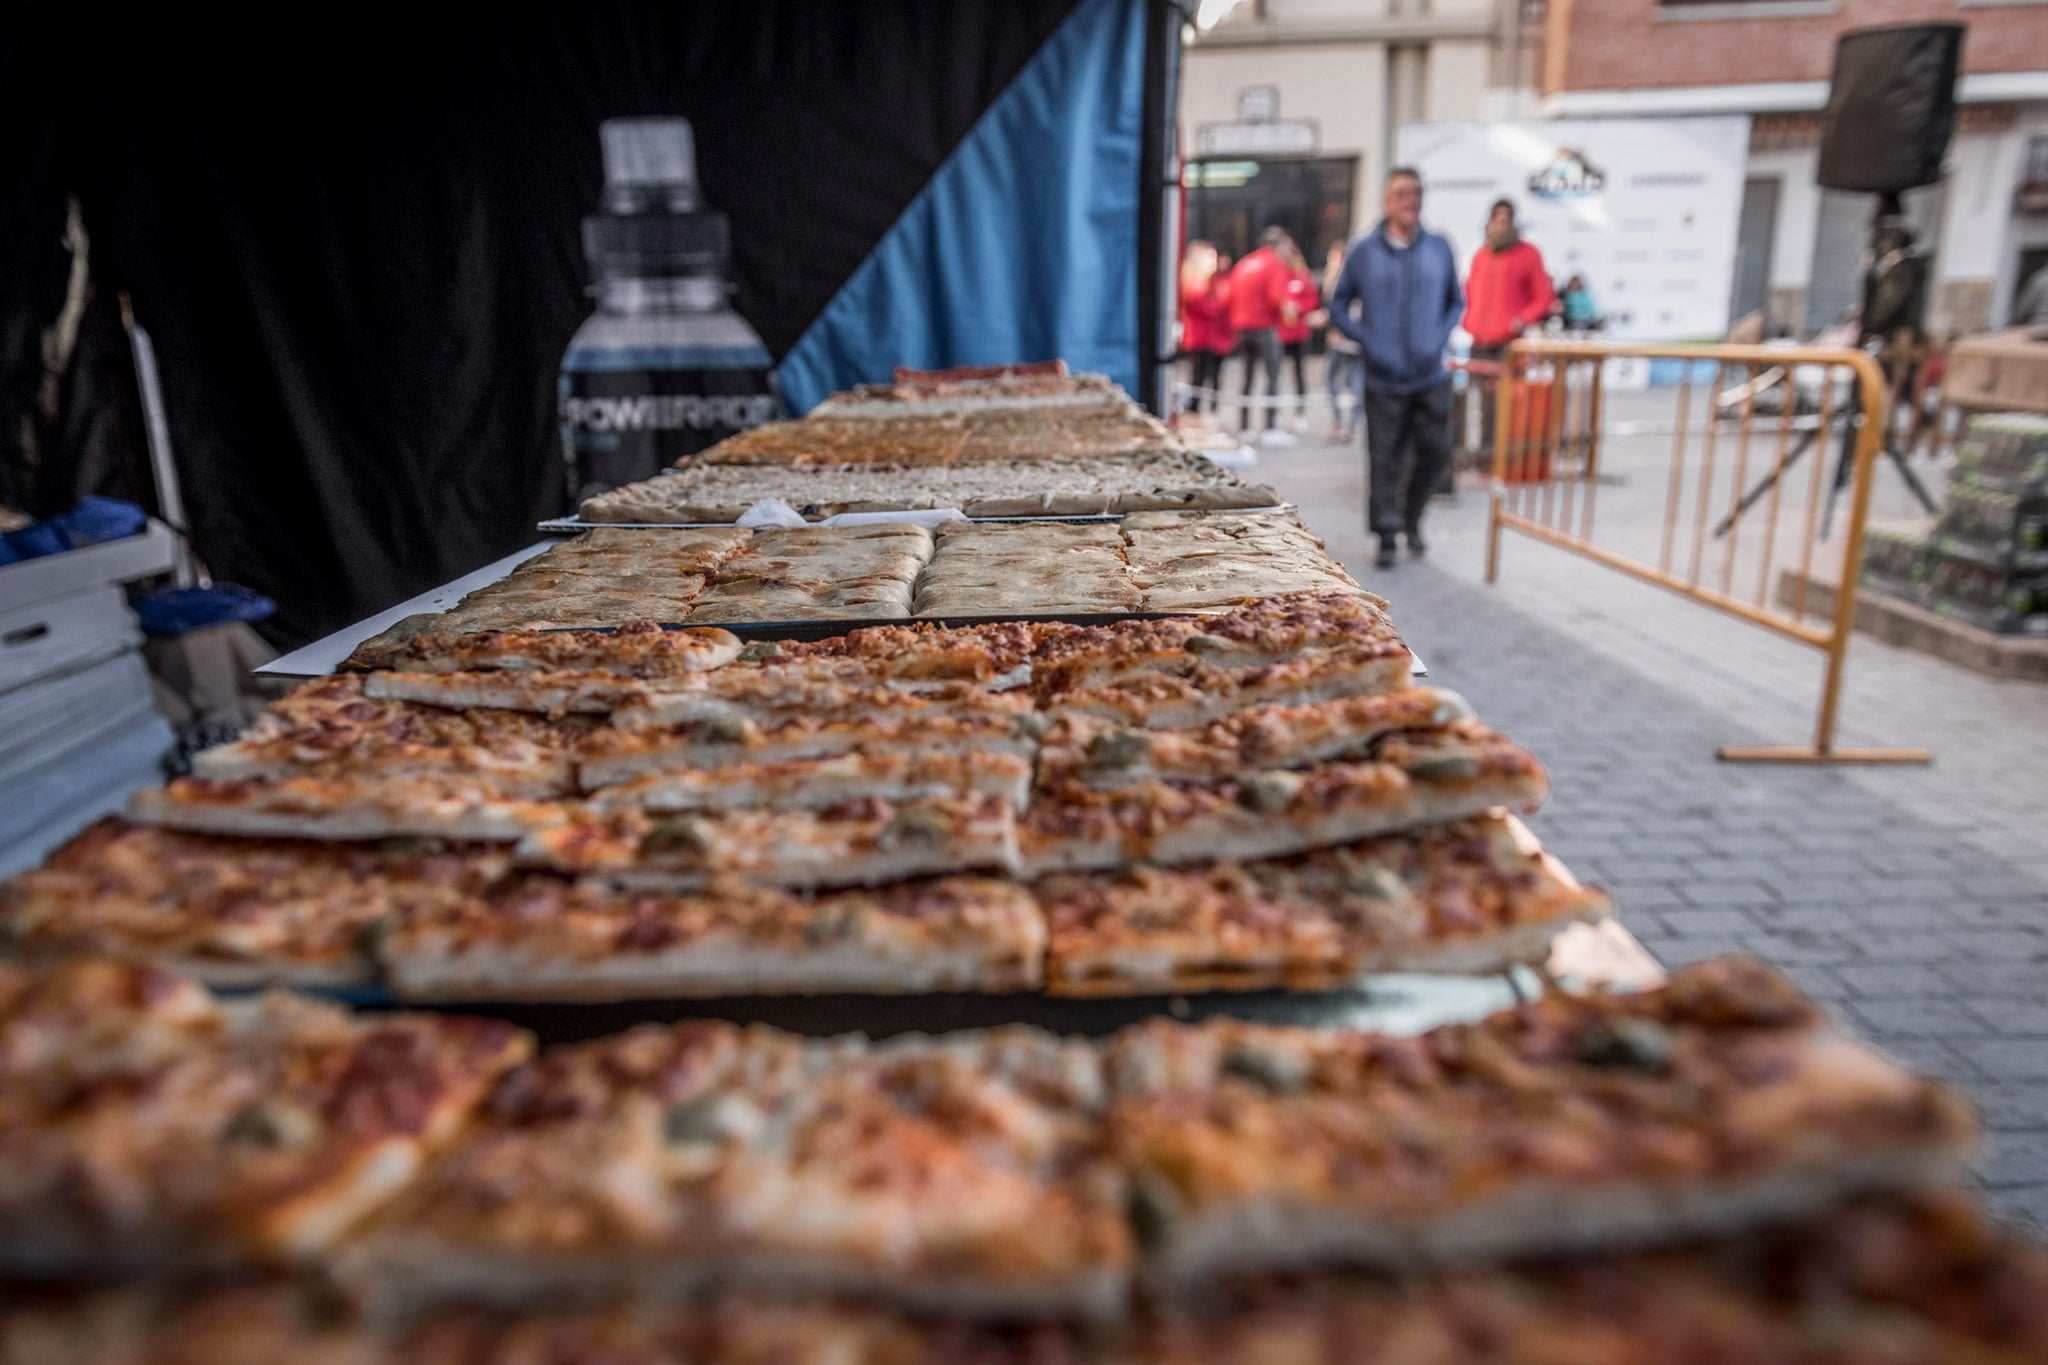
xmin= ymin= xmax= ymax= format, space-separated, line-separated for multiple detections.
xmin=1463 ymin=199 xmax=1555 ymax=458
xmin=1227 ymin=226 xmax=1295 ymax=441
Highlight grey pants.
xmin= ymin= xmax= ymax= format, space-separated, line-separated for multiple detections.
xmin=1234 ymin=328 xmax=1281 ymax=431
xmin=1363 ymin=381 xmax=1454 ymax=540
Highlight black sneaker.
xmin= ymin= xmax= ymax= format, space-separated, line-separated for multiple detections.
xmin=1405 ymin=531 xmax=1427 ymax=559
xmin=1374 ymin=538 xmax=1398 ymax=570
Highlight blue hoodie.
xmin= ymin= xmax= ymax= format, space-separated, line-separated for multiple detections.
xmin=1328 ymin=222 xmax=1463 ymax=396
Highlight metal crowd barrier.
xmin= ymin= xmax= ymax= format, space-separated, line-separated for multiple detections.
xmin=1483 ymin=339 xmax=1932 ymax=765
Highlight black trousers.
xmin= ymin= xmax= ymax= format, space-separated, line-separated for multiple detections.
xmin=1190 ymin=349 xmax=1225 ymax=412
xmin=1234 ymin=328 xmax=1281 ymax=430
xmin=1363 ymin=381 xmax=1454 ymax=541
xmin=1282 ymin=339 xmax=1308 ymax=403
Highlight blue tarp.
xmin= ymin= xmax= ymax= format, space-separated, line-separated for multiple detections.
xmin=775 ymin=0 xmax=1146 ymax=412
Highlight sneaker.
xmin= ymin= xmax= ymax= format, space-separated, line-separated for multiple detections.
xmin=1405 ymin=531 xmax=1427 ymax=559
xmin=1374 ymin=538 xmax=1398 ymax=570
xmin=1261 ymin=429 xmax=1298 ymax=449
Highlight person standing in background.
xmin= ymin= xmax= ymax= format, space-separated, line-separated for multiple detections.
xmin=1321 ymin=240 xmax=1361 ymax=443
xmin=1560 ymin=273 xmax=1599 ymax=334
xmin=1463 ymin=199 xmax=1555 ymax=458
xmin=1276 ymin=239 xmax=1320 ymax=440
xmin=1177 ymin=241 xmax=1235 ymax=414
xmin=1329 ymin=167 xmax=1463 ymax=570
xmin=1226 ymin=226 xmax=1293 ymax=442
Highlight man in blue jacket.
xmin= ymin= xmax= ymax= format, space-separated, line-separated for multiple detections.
xmin=1328 ymin=166 xmax=1464 ymax=569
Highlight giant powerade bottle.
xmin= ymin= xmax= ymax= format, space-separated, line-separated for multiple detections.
xmin=559 ymin=118 xmax=778 ymax=502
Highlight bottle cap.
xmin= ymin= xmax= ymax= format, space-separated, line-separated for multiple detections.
xmin=599 ymin=118 xmax=701 ymax=214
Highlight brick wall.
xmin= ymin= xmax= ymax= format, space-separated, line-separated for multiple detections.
xmin=1548 ymin=0 xmax=2048 ymax=94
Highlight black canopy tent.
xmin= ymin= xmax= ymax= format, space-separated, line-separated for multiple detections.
xmin=1 ymin=2 xmax=1179 ymax=647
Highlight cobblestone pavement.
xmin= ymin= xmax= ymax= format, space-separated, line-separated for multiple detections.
xmin=1236 ymin=394 xmax=2048 ymax=1231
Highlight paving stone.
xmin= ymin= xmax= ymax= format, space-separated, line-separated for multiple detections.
xmin=1951 ymin=1040 xmax=2048 ymax=1084
xmin=1845 ymin=997 xmax=1994 ymax=1040
xmin=1987 ymin=1186 xmax=2048 ymax=1234
xmin=1977 ymin=1131 xmax=2048 ymax=1188
xmin=1833 ymin=963 xmax=1955 ymax=998
xmin=1963 ymin=997 xmax=2048 ymax=1038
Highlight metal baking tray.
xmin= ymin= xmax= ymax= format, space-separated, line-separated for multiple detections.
xmin=537 ymin=505 xmax=1294 ymax=533
xmin=264 ymin=923 xmax=1659 ymax=1045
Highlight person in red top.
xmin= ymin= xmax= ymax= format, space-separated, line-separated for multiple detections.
xmin=1177 ymin=240 xmax=1235 ymax=414
xmin=1276 ymin=239 xmax=1320 ymax=439
xmin=1463 ymin=199 xmax=1555 ymax=457
xmin=1226 ymin=226 xmax=1295 ymax=439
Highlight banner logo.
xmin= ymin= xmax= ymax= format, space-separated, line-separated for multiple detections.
xmin=1528 ymin=149 xmax=1606 ymax=201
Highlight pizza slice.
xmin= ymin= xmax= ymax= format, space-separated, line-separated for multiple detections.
xmin=367 ymin=620 xmax=743 ymax=677
xmin=608 ymin=676 xmax=1031 ymax=732
xmin=1040 ymin=647 xmax=1422 ymax=730
xmin=1019 ymin=724 xmax=1548 ymax=876
xmin=516 ymin=794 xmax=1022 ymax=890
xmin=0 ymin=956 xmax=224 ymax=1090
xmin=0 ymin=819 xmax=508 ymax=989
xmin=128 ymin=774 xmax=571 ymax=843
xmin=1035 ymin=687 xmax=1474 ymax=790
xmin=0 ymin=1281 xmax=380 ymax=1365
xmin=698 ymin=1027 xmax=1131 ymax=1320
xmin=1104 ymin=956 xmax=1979 ymax=1285
xmin=728 ymin=620 xmax=1041 ymax=689
xmin=1138 ymin=1190 xmax=2048 ymax=1365
xmin=576 ymin=708 xmax=1038 ymax=788
xmin=378 ymin=872 xmax=1046 ymax=1001
xmin=191 ymin=676 xmax=587 ymax=796
xmin=1028 ymin=591 xmax=1398 ymax=696
xmin=0 ymin=971 xmax=530 ymax=1276
xmin=586 ymin=750 xmax=1033 ymax=814
xmin=1037 ymin=813 xmax=1612 ymax=997
xmin=340 ymin=1018 xmax=771 ymax=1318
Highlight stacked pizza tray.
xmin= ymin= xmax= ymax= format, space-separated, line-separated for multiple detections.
xmin=341 ymin=513 xmax=1367 ymax=652
xmin=565 ymin=363 xmax=1281 ymax=527
xmin=5 ymin=595 xmax=1609 ymax=1007
xmin=0 ymin=954 xmax=2039 ymax=1360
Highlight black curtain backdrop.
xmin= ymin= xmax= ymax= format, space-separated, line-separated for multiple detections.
xmin=4 ymin=4 xmax=1085 ymax=646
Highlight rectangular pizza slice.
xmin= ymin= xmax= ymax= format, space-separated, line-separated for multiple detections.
xmin=0 ymin=818 xmax=507 ymax=989
xmin=367 ymin=621 xmax=744 ymax=677
xmin=1103 ymin=956 xmax=1979 ymax=1285
xmin=1036 ymin=813 xmax=1612 ymax=997
xmin=191 ymin=676 xmax=588 ymax=796
xmin=128 ymin=775 xmax=572 ymax=844
xmin=340 ymin=1018 xmax=772 ymax=1318
xmin=697 ymin=1027 xmax=1131 ymax=1320
xmin=0 ymin=956 xmax=225 ymax=1088
xmin=722 ymin=619 xmax=1041 ymax=689
xmin=575 ymin=709 xmax=1039 ymax=788
xmin=516 ymin=794 xmax=1022 ymax=890
xmin=1018 ymin=724 xmax=1548 ymax=876
xmin=1027 ymin=591 xmax=1399 ymax=696
xmin=607 ymin=677 xmax=1030 ymax=732
xmin=0 ymin=969 xmax=529 ymax=1276
xmin=585 ymin=750 xmax=1033 ymax=814
xmin=377 ymin=873 xmax=1047 ymax=1002
xmin=1039 ymin=647 xmax=1422 ymax=730
xmin=1138 ymin=1191 xmax=2048 ymax=1365
xmin=1035 ymin=687 xmax=1474 ymax=790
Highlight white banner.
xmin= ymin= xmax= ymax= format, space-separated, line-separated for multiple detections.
xmin=1396 ymin=117 xmax=1751 ymax=343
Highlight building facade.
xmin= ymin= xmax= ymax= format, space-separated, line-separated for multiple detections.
xmin=1179 ymin=0 xmax=1536 ymax=269
xmin=1544 ymin=0 xmax=2048 ymax=337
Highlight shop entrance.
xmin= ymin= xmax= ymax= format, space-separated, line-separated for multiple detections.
xmin=1184 ymin=156 xmax=1357 ymax=271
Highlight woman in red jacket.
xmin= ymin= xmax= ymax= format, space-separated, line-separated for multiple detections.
xmin=1178 ymin=240 xmax=1235 ymax=414
xmin=1277 ymin=239 xmax=1320 ymax=436
xmin=1463 ymin=199 xmax=1555 ymax=455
